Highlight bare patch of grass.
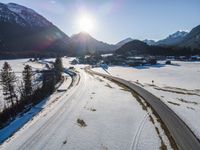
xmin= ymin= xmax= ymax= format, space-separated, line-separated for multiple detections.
xmin=154 ymin=127 xmax=167 ymax=150
xmin=96 ymin=77 xmax=104 ymax=82
xmin=90 ymin=108 xmax=96 ymax=112
xmin=63 ymin=140 xmax=67 ymax=144
xmin=76 ymin=74 xmax=81 ymax=86
xmin=187 ymin=106 xmax=195 ymax=110
xmin=149 ymin=115 xmax=155 ymax=124
xmin=154 ymin=86 xmax=200 ymax=96
xmin=77 ymin=118 xmax=87 ymax=127
xmin=130 ymin=91 xmax=148 ymax=111
xmin=105 ymin=83 xmax=113 ymax=88
xmin=167 ymin=101 xmax=180 ymax=106
xmin=177 ymin=98 xmax=198 ymax=105
xmin=100 ymin=144 xmax=108 ymax=150
xmin=120 ymin=88 xmax=130 ymax=92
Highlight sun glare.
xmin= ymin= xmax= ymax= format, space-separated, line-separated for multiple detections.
xmin=76 ymin=14 xmax=95 ymax=33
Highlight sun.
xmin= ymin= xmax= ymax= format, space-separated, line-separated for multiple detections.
xmin=76 ymin=13 xmax=95 ymax=33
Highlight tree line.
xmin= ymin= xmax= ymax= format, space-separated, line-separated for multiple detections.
xmin=0 ymin=57 xmax=63 ymax=129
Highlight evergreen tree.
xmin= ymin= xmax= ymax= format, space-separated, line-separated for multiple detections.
xmin=22 ymin=65 xmax=33 ymax=98
xmin=42 ymin=70 xmax=55 ymax=94
xmin=54 ymin=57 xmax=63 ymax=81
xmin=0 ymin=62 xmax=17 ymax=108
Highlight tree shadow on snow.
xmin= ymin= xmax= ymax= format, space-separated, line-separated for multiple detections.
xmin=0 ymin=96 xmax=50 ymax=144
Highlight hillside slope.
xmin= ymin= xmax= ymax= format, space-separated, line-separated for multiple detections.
xmin=0 ymin=2 xmax=70 ymax=58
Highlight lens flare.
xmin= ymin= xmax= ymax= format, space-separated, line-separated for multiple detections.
xmin=76 ymin=13 xmax=95 ymax=33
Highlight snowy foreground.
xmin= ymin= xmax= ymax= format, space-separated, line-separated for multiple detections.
xmin=92 ymin=61 xmax=200 ymax=139
xmin=0 ymin=58 xmax=173 ymax=149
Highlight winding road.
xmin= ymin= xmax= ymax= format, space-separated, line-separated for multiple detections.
xmin=1 ymin=64 xmax=200 ymax=150
xmin=87 ymin=67 xmax=200 ymax=150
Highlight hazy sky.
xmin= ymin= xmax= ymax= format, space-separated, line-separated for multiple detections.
xmin=1 ymin=0 xmax=200 ymax=44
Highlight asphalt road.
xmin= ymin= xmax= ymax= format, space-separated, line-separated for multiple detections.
xmin=87 ymin=68 xmax=200 ymax=150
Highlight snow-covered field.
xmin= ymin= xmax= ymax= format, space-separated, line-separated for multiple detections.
xmin=0 ymin=58 xmax=173 ymax=149
xmin=1 ymin=67 xmax=171 ymax=150
xmin=92 ymin=61 xmax=200 ymax=139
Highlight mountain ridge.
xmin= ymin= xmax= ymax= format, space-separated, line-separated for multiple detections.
xmin=69 ymin=32 xmax=116 ymax=55
xmin=178 ymin=25 xmax=200 ymax=49
xmin=0 ymin=2 xmax=71 ymax=58
xmin=115 ymin=38 xmax=133 ymax=48
xmin=156 ymin=31 xmax=188 ymax=46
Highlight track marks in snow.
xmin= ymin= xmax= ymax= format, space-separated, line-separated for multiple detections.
xmin=109 ymin=83 xmax=174 ymax=149
xmin=130 ymin=114 xmax=149 ymax=150
xmin=91 ymin=74 xmax=172 ymax=149
xmin=90 ymin=73 xmax=171 ymax=149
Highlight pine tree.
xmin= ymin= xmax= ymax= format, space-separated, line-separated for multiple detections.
xmin=22 ymin=65 xmax=33 ymax=98
xmin=54 ymin=57 xmax=63 ymax=82
xmin=0 ymin=62 xmax=17 ymax=108
xmin=42 ymin=70 xmax=55 ymax=94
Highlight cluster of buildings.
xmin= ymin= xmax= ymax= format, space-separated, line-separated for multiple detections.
xmin=70 ymin=53 xmax=200 ymax=67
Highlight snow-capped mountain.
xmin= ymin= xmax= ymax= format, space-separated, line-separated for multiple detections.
xmin=0 ymin=3 xmax=27 ymax=27
xmin=7 ymin=3 xmax=52 ymax=28
xmin=115 ymin=38 xmax=133 ymax=48
xmin=170 ymin=31 xmax=188 ymax=38
xmin=156 ymin=31 xmax=188 ymax=46
xmin=0 ymin=2 xmax=70 ymax=58
xmin=143 ymin=39 xmax=156 ymax=45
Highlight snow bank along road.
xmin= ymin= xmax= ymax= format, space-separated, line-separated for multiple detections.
xmin=86 ymin=67 xmax=200 ymax=150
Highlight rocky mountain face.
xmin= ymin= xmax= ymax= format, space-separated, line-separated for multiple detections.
xmin=178 ymin=25 xmax=200 ymax=49
xmin=153 ymin=26 xmax=200 ymax=49
xmin=156 ymin=31 xmax=188 ymax=46
xmin=0 ymin=2 xmax=71 ymax=58
xmin=142 ymin=27 xmax=200 ymax=50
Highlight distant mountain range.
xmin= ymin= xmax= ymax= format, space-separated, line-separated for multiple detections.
xmin=116 ymin=25 xmax=200 ymax=56
xmin=0 ymin=2 xmax=199 ymax=59
xmin=143 ymin=28 xmax=200 ymax=49
xmin=118 ymin=28 xmax=199 ymax=50
xmin=115 ymin=39 xmax=200 ymax=56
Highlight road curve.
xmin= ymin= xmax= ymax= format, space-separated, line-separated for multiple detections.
xmin=86 ymin=68 xmax=200 ymax=150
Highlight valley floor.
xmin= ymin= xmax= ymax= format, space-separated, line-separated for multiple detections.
xmin=0 ymin=58 xmax=173 ymax=150
xmin=92 ymin=61 xmax=200 ymax=140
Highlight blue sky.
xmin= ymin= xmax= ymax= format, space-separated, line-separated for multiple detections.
xmin=1 ymin=0 xmax=200 ymax=44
